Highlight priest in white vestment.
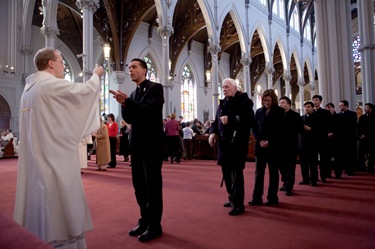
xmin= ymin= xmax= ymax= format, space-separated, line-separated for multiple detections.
xmin=14 ymin=48 xmax=104 ymax=249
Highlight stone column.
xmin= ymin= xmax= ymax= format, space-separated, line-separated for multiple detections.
xmin=240 ymin=54 xmax=251 ymax=94
xmin=40 ymin=0 xmax=59 ymax=48
xmin=283 ymin=71 xmax=292 ymax=99
xmin=76 ymin=0 xmax=100 ymax=83
xmin=157 ymin=25 xmax=174 ymax=116
xmin=315 ymin=0 xmax=355 ymax=106
xmin=208 ymin=44 xmax=221 ymax=116
xmin=265 ymin=63 xmax=274 ymax=89
xmin=298 ymin=77 xmax=305 ymax=115
xmin=358 ymin=0 xmax=375 ymax=104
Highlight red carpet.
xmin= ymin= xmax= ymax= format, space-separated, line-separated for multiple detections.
xmin=1 ymin=157 xmax=375 ymax=249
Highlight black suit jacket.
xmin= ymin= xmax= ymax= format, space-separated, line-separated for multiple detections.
xmin=121 ymin=79 xmax=165 ymax=156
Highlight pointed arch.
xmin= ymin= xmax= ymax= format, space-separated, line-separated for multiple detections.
xmin=218 ymin=3 xmax=247 ymax=52
xmin=290 ymin=45 xmax=302 ymax=77
xmin=304 ymin=55 xmax=313 ymax=83
xmin=273 ymin=35 xmax=288 ymax=71
xmin=250 ymin=22 xmax=270 ymax=63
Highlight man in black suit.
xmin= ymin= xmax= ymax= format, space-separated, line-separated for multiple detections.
xmin=299 ymin=102 xmax=319 ymax=186
xmin=335 ymin=100 xmax=358 ymax=177
xmin=110 ymin=58 xmax=164 ymax=242
xmin=358 ymin=103 xmax=374 ymax=172
xmin=209 ymin=78 xmax=254 ymax=215
xmin=312 ymin=95 xmax=332 ymax=183
xmin=278 ymin=96 xmax=303 ymax=195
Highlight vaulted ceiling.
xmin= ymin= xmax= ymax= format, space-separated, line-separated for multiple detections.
xmin=32 ymin=0 xmax=321 ymax=94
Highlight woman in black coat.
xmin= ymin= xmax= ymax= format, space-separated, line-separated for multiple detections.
xmin=249 ymin=89 xmax=286 ymax=206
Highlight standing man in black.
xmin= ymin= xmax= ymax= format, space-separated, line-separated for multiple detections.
xmin=312 ymin=95 xmax=332 ymax=183
xmin=278 ymin=96 xmax=303 ymax=195
xmin=358 ymin=103 xmax=374 ymax=172
xmin=110 ymin=58 xmax=164 ymax=242
xmin=335 ymin=100 xmax=358 ymax=177
xmin=209 ymin=78 xmax=254 ymax=215
xmin=299 ymin=102 xmax=319 ymax=186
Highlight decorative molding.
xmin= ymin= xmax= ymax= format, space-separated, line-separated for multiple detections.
xmin=18 ymin=45 xmax=33 ymax=55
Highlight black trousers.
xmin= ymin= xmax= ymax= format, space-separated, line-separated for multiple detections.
xmin=299 ymin=148 xmax=318 ymax=183
xmin=131 ymin=153 xmax=163 ymax=228
xmin=279 ymin=152 xmax=297 ymax=192
xmin=109 ymin=137 xmax=117 ymax=167
xmin=317 ymin=144 xmax=330 ymax=180
xmin=253 ymin=155 xmax=279 ymax=202
xmin=221 ymin=163 xmax=244 ymax=208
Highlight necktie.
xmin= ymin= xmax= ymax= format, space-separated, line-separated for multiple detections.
xmin=135 ymin=86 xmax=142 ymax=101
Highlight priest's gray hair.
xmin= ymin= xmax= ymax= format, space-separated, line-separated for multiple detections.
xmin=222 ymin=78 xmax=238 ymax=90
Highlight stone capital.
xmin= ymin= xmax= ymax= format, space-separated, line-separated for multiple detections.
xmin=283 ymin=71 xmax=292 ymax=82
xmin=157 ymin=26 xmax=174 ymax=39
xmin=297 ymin=77 xmax=305 ymax=87
xmin=40 ymin=26 xmax=60 ymax=39
xmin=76 ymin=0 xmax=100 ymax=12
xmin=208 ymin=44 xmax=221 ymax=55
xmin=265 ymin=63 xmax=274 ymax=75
xmin=240 ymin=56 xmax=251 ymax=67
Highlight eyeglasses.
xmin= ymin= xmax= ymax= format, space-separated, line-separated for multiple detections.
xmin=53 ymin=60 xmax=65 ymax=67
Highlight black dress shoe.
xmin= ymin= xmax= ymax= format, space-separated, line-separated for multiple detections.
xmin=299 ymin=180 xmax=310 ymax=185
xmin=138 ymin=228 xmax=163 ymax=242
xmin=228 ymin=206 xmax=245 ymax=216
xmin=285 ymin=191 xmax=292 ymax=196
xmin=129 ymin=221 xmax=148 ymax=237
xmin=265 ymin=200 xmax=278 ymax=206
xmin=279 ymin=186 xmax=286 ymax=191
xmin=335 ymin=175 xmax=342 ymax=179
xmin=223 ymin=201 xmax=232 ymax=208
xmin=310 ymin=182 xmax=318 ymax=186
xmin=248 ymin=200 xmax=263 ymax=206
xmin=321 ymin=178 xmax=327 ymax=183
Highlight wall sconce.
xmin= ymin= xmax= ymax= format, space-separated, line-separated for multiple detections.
xmin=205 ymin=70 xmax=211 ymax=84
xmin=103 ymin=43 xmax=111 ymax=61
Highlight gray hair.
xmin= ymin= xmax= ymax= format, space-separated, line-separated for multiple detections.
xmin=222 ymin=78 xmax=238 ymax=89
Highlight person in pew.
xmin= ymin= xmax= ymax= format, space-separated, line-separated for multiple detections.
xmin=14 ymin=48 xmax=104 ymax=249
xmin=209 ymin=78 xmax=254 ymax=215
xmin=110 ymin=58 xmax=164 ymax=242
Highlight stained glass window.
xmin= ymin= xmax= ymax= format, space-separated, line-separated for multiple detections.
xmin=144 ymin=54 xmax=158 ymax=82
xmin=181 ymin=65 xmax=196 ymax=121
xmin=352 ymin=35 xmax=361 ymax=63
xmin=62 ymin=57 xmax=72 ymax=82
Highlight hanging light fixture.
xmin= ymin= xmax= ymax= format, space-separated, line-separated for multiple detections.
xmin=205 ymin=70 xmax=211 ymax=84
xmin=103 ymin=43 xmax=111 ymax=61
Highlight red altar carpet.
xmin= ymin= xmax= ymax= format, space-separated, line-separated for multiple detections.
xmin=1 ymin=157 xmax=375 ymax=249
